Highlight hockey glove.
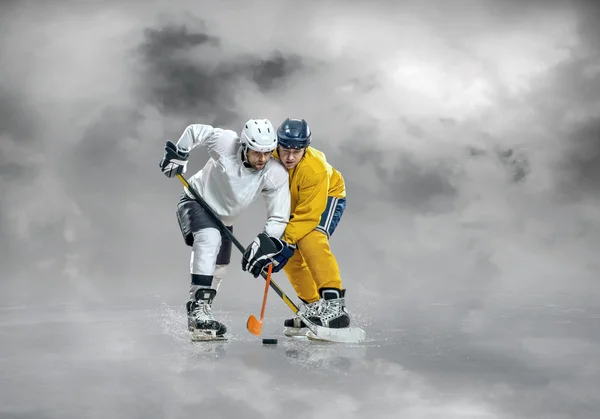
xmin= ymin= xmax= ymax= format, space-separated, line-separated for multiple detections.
xmin=270 ymin=241 xmax=296 ymax=273
xmin=241 ymin=232 xmax=295 ymax=278
xmin=159 ymin=140 xmax=189 ymax=178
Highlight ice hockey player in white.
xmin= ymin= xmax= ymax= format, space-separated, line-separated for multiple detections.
xmin=159 ymin=119 xmax=291 ymax=340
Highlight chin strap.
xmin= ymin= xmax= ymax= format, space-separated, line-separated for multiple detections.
xmin=240 ymin=146 xmax=252 ymax=168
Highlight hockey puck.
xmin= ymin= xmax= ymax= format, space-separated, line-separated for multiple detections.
xmin=262 ymin=338 xmax=278 ymax=345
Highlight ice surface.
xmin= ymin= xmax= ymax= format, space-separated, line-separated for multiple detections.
xmin=1 ymin=298 xmax=598 ymax=419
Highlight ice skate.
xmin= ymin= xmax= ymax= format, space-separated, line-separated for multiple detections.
xmin=309 ymin=288 xmax=351 ymax=329
xmin=283 ymin=300 xmax=320 ymax=338
xmin=186 ymin=288 xmax=227 ymax=341
xmin=305 ymin=288 xmax=366 ymax=343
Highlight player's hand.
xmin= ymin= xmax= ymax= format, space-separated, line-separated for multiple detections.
xmin=159 ymin=140 xmax=189 ymax=178
xmin=241 ymin=233 xmax=295 ymax=278
xmin=269 ymin=241 xmax=295 ymax=273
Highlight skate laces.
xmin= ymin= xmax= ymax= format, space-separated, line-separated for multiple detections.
xmin=314 ymin=297 xmax=345 ymax=320
xmin=299 ymin=301 xmax=320 ymax=317
xmin=192 ymin=300 xmax=215 ymax=321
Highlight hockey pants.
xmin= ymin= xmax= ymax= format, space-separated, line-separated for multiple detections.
xmin=282 ymin=196 xmax=346 ymax=303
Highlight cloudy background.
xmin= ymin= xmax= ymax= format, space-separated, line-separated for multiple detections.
xmin=1 ymin=0 xmax=599 ymax=418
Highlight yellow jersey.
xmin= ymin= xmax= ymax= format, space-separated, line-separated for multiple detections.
xmin=273 ymin=146 xmax=346 ymax=245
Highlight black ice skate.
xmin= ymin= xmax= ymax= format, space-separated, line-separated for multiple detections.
xmin=283 ymin=299 xmax=321 ymax=338
xmin=308 ymin=288 xmax=351 ymax=329
xmin=186 ymin=288 xmax=227 ymax=341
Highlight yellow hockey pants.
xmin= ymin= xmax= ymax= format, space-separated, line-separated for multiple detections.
xmin=282 ymin=229 xmax=343 ymax=303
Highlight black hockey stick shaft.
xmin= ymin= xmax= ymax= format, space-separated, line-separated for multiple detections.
xmin=176 ymin=174 xmax=299 ymax=313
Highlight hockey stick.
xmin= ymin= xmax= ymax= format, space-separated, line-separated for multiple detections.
xmin=246 ymin=263 xmax=273 ymax=335
xmin=175 ymin=174 xmax=366 ymax=343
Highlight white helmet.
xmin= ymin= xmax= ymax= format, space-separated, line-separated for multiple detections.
xmin=240 ymin=119 xmax=277 ymax=152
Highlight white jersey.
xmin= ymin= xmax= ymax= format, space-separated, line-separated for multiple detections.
xmin=175 ymin=123 xmax=290 ymax=238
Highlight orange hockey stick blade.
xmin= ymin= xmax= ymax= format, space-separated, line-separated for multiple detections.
xmin=246 ymin=264 xmax=273 ymax=336
xmin=246 ymin=314 xmax=262 ymax=336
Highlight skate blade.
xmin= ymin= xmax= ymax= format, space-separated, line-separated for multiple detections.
xmin=283 ymin=327 xmax=308 ymax=338
xmin=306 ymin=326 xmax=366 ymax=343
xmin=190 ymin=330 xmax=227 ymax=342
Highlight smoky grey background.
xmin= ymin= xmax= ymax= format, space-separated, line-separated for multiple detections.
xmin=1 ymin=0 xmax=599 ymax=418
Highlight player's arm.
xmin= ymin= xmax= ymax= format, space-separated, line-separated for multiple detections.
xmin=159 ymin=124 xmax=231 ymax=178
xmin=176 ymin=125 xmax=238 ymax=158
xmin=282 ymin=170 xmax=329 ymax=246
xmin=174 ymin=124 xmax=218 ymax=153
xmin=261 ymin=176 xmax=291 ymax=239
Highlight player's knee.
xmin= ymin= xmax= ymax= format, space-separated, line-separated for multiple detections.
xmin=190 ymin=229 xmax=222 ymax=276
xmin=192 ymin=228 xmax=222 ymax=251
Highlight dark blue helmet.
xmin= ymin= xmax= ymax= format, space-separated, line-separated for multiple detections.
xmin=276 ymin=118 xmax=311 ymax=149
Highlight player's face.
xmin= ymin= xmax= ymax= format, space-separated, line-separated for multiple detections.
xmin=246 ymin=150 xmax=272 ymax=170
xmin=278 ymin=147 xmax=305 ymax=169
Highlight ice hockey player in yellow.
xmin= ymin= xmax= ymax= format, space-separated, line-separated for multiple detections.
xmin=242 ymin=117 xmax=351 ymax=336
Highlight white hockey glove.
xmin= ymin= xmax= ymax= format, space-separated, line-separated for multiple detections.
xmin=159 ymin=140 xmax=189 ymax=178
xmin=241 ymin=232 xmax=295 ymax=278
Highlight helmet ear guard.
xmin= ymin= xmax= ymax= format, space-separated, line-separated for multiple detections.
xmin=276 ymin=118 xmax=311 ymax=149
